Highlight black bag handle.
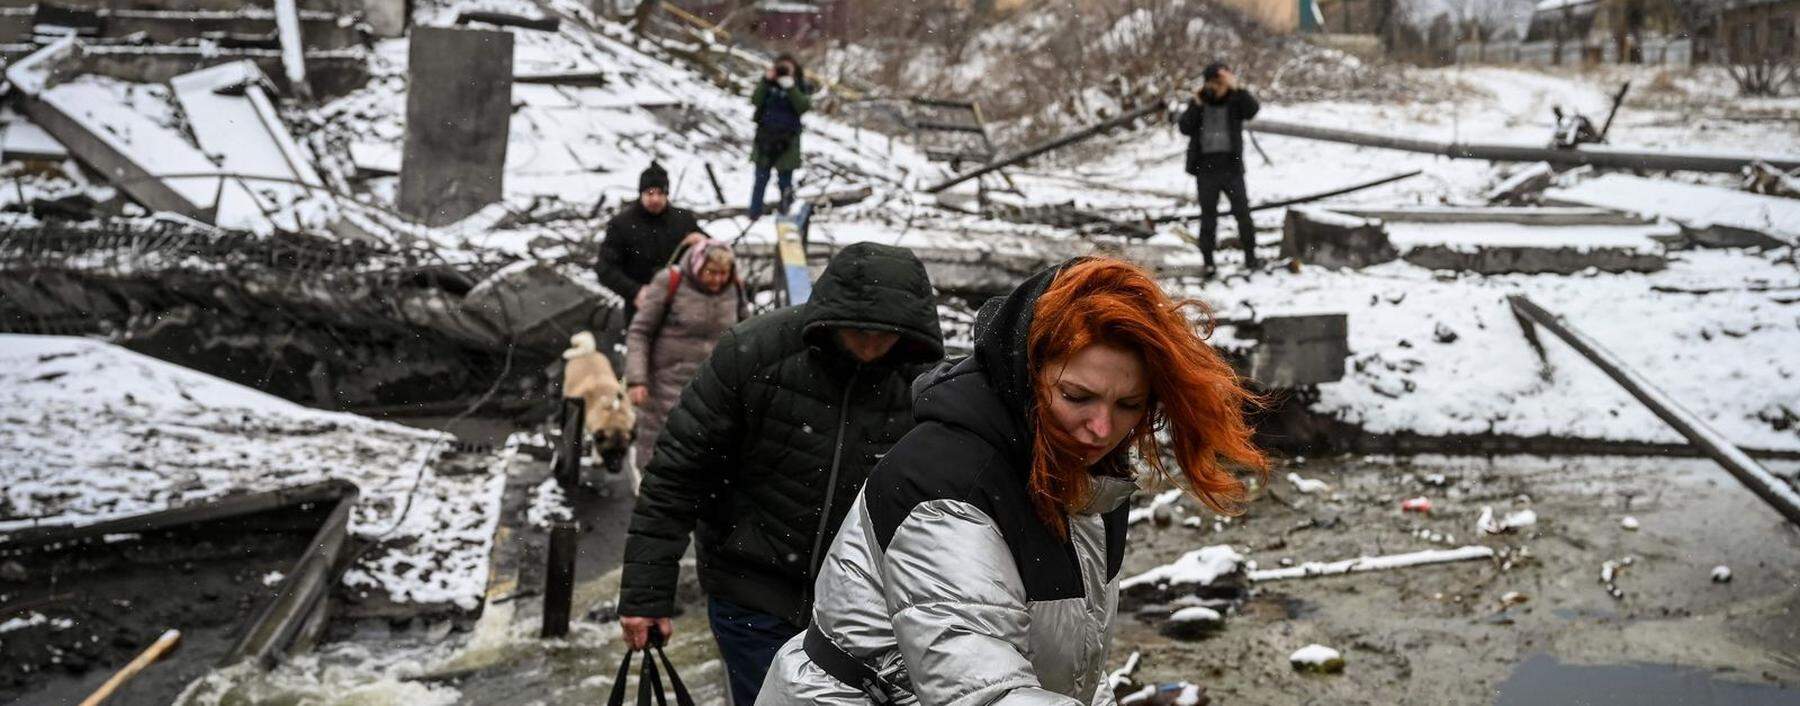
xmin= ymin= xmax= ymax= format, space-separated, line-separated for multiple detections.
xmin=606 ymin=627 xmax=694 ymax=706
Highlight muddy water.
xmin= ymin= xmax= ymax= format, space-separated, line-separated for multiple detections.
xmin=172 ymin=454 xmax=1800 ymax=705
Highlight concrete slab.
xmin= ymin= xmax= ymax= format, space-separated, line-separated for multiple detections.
xmin=3 ymin=40 xmax=248 ymax=221
xmin=1281 ymin=206 xmax=1397 ymax=269
xmin=1247 ymin=313 xmax=1349 ymax=388
xmin=398 ymin=27 xmax=513 ymax=227
xmin=1545 ymin=173 xmax=1800 ymax=248
xmin=170 ymin=59 xmax=327 ymax=234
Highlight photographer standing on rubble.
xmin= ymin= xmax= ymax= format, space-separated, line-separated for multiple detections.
xmin=1178 ymin=62 xmax=1261 ymax=277
xmin=596 ymin=162 xmax=707 ymax=324
xmin=747 ymin=54 xmax=812 ymax=220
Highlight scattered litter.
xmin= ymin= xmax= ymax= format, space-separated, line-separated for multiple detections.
xmin=1289 ymin=644 xmax=1345 ymax=674
xmin=1247 ymin=545 xmax=1493 ymax=582
xmin=1500 ymin=591 xmax=1528 ymax=607
xmin=1420 ymin=473 xmax=1448 ymax=487
xmin=1710 ymin=565 xmax=1732 ymax=583
xmin=1129 ymin=488 xmax=1185 ymax=525
xmin=1181 ymin=516 xmax=1204 ymax=529
xmin=1599 ymin=556 xmax=1635 ymax=599
xmin=1118 ymin=682 xmax=1207 ymax=706
xmin=262 ymin=570 xmax=287 ymax=586
xmin=1477 ymin=506 xmax=1538 ymax=534
xmin=1105 ymin=651 xmax=1141 ymax=691
xmin=1619 ymin=516 xmax=1640 ymax=531
xmin=1401 ymin=497 xmax=1432 ymax=513
xmin=1287 ymin=473 xmax=1331 ymax=495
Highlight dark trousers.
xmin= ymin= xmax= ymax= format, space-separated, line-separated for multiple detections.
xmin=748 ymin=166 xmax=794 ymax=220
xmin=707 ymin=597 xmax=801 ymax=705
xmin=1195 ymin=170 xmax=1257 ymax=268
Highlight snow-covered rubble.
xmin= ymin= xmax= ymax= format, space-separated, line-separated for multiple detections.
xmin=1195 ymin=247 xmax=1800 ymax=451
xmin=0 ymin=334 xmax=505 ymax=611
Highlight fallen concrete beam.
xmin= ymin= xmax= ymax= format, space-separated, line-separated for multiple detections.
xmin=1143 ymin=170 xmax=1423 ymax=226
xmin=1402 ymin=245 xmax=1665 ymax=275
xmin=695 ymin=185 xmax=872 ymax=220
xmin=5 ymin=37 xmax=219 ymax=219
xmin=1544 ymin=174 xmax=1799 ymax=247
xmin=1508 ymin=295 xmax=1800 ymax=527
xmin=1330 ymin=206 xmax=1645 ymax=226
xmin=1248 ymin=118 xmax=1800 ymax=174
xmin=456 ymin=10 xmax=560 ymax=32
xmin=925 ymin=102 xmax=1164 ymax=193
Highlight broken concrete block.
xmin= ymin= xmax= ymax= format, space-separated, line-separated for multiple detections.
xmin=398 ymin=27 xmax=513 ymax=227
xmin=1281 ymin=207 xmax=1396 ymax=269
xmin=461 ymin=261 xmax=623 ymax=351
xmin=1247 ymin=313 xmax=1349 ymax=388
xmin=1486 ymin=162 xmax=1554 ymax=205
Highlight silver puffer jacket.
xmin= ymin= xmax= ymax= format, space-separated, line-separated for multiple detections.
xmin=760 ymin=478 xmax=1135 ymax=705
xmin=760 ymin=260 xmax=1137 ymax=706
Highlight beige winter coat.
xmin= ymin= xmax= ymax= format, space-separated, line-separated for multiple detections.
xmin=625 ymin=262 xmax=748 ymax=471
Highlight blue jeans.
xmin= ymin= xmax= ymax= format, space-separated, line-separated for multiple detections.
xmin=706 ymin=597 xmax=801 ymax=705
xmin=748 ymin=166 xmax=793 ymax=219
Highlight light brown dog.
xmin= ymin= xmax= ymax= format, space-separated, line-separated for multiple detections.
xmin=563 ymin=332 xmax=637 ymax=487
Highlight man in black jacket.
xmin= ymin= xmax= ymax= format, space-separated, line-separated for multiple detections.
xmin=1178 ymin=62 xmax=1262 ymax=275
xmin=596 ymin=162 xmax=706 ymax=321
xmin=617 ymin=242 xmax=944 ymax=705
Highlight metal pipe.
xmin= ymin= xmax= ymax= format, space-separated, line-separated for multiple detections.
xmin=1248 ymin=118 xmax=1800 ymax=173
xmin=925 ymin=102 xmax=1166 ymax=193
xmin=1507 ymin=294 xmax=1800 ymax=526
xmin=1144 ymin=169 xmax=1423 ymax=225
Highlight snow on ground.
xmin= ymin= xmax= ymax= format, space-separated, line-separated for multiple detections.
xmin=0 ymin=335 xmax=506 ymax=610
xmin=945 ymin=63 xmax=1800 ymax=453
xmin=1547 ymin=174 xmax=1800 ymax=245
xmin=1196 ymin=248 xmax=1800 ymax=450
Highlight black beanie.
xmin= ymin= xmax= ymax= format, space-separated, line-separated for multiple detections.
xmin=639 ymin=161 xmax=669 ymax=193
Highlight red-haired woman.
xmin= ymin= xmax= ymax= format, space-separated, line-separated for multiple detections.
xmin=758 ymin=257 xmax=1266 ymax=705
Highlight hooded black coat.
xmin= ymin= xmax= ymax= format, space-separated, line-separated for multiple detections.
xmin=619 ymin=242 xmax=945 ymax=627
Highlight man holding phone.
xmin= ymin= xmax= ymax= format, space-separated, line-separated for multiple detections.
xmin=1177 ymin=62 xmax=1262 ymax=276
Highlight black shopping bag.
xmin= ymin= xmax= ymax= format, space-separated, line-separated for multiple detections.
xmin=607 ymin=631 xmax=695 ymax=706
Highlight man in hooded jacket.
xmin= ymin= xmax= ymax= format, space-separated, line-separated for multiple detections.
xmin=617 ymin=241 xmax=945 ymax=705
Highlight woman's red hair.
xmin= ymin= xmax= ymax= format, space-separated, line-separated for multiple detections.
xmin=1027 ymin=257 xmax=1267 ymax=537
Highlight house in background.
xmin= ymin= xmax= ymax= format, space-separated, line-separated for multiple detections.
xmin=1717 ymin=0 xmax=1799 ymax=62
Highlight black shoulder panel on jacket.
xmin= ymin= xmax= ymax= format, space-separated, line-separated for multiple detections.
xmin=864 ymin=420 xmax=1092 ymax=602
xmin=1103 ymin=504 xmax=1128 ymax=581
